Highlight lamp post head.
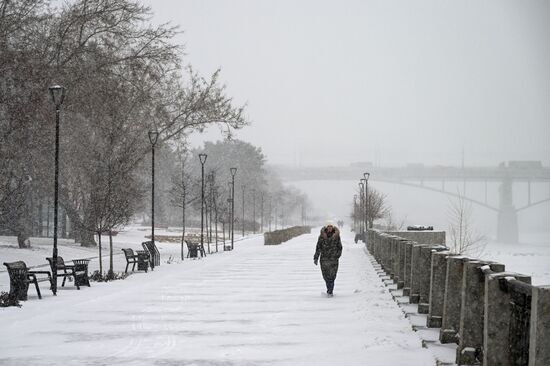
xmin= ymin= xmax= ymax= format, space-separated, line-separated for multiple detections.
xmin=364 ymin=172 xmax=370 ymax=180
xmin=48 ymin=85 xmax=66 ymax=108
xmin=230 ymin=167 xmax=237 ymax=177
xmin=199 ymin=153 xmax=207 ymax=165
xmin=148 ymin=130 xmax=159 ymax=146
xmin=360 ymin=178 xmax=366 ymax=184
xmin=359 ymin=182 xmax=364 ymax=189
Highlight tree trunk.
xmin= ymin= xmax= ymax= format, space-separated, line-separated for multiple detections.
xmin=17 ymin=231 xmax=31 ymax=248
xmin=63 ymin=204 xmax=97 ymax=247
xmin=181 ymin=204 xmax=186 ymax=261
xmin=78 ymin=227 xmax=96 ymax=247
xmin=222 ymin=221 xmax=225 ymax=249
xmin=97 ymin=231 xmax=103 ymax=276
xmin=16 ymin=202 xmax=32 ymax=248
xmin=61 ymin=208 xmax=67 ymax=239
xmin=37 ymin=201 xmax=43 ymax=237
xmin=46 ymin=200 xmax=50 ymax=237
xmin=108 ymin=231 xmax=114 ymax=278
xmin=215 ymin=207 xmax=218 ymax=252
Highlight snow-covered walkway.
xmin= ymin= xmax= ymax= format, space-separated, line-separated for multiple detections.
xmin=0 ymin=228 xmax=434 ymax=365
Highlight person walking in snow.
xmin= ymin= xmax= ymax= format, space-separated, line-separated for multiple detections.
xmin=313 ymin=221 xmax=343 ymax=297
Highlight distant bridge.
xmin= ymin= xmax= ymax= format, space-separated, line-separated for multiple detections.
xmin=275 ymin=163 xmax=550 ymax=243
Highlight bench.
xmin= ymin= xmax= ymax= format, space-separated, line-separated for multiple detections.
xmin=142 ymin=241 xmax=160 ymax=269
xmin=46 ymin=257 xmax=90 ymax=290
xmin=3 ymin=261 xmax=53 ymax=300
xmin=122 ymin=248 xmax=148 ymax=273
xmin=186 ymin=240 xmax=207 ymax=259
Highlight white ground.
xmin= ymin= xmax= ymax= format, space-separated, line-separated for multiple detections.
xmin=0 ymin=227 xmax=435 ymax=366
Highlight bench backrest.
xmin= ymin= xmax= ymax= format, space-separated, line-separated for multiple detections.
xmin=142 ymin=241 xmax=160 ymax=266
xmin=46 ymin=256 xmax=65 ymax=269
xmin=3 ymin=261 xmax=28 ymax=271
xmin=121 ymin=248 xmax=135 ymax=258
xmin=3 ymin=261 xmax=29 ymax=281
xmin=185 ymin=240 xmax=198 ymax=249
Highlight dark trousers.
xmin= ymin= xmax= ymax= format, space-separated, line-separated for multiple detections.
xmin=320 ymin=259 xmax=339 ymax=294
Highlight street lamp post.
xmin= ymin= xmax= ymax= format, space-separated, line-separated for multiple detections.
xmin=180 ymin=157 xmax=186 ymax=261
xmin=199 ymin=153 xmax=207 ymax=251
xmin=353 ymin=195 xmax=357 ymax=234
xmin=48 ymin=85 xmax=66 ymax=296
xmin=358 ymin=181 xmax=364 ymax=235
xmin=214 ymin=185 xmax=218 ymax=253
xmin=226 ymin=181 xmax=232 ymax=251
xmin=230 ymin=167 xmax=237 ymax=250
xmin=252 ymin=189 xmax=256 ymax=234
xmin=148 ymin=130 xmax=159 ymax=248
xmin=364 ymin=172 xmax=370 ymax=231
xmin=208 ymin=172 xmax=214 ymax=254
xmin=360 ymin=178 xmax=367 ymax=232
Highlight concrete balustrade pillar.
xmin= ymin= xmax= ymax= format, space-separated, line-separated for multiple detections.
xmin=409 ymin=244 xmax=427 ymax=304
xmin=440 ymin=256 xmax=469 ymax=344
xmin=529 ymin=285 xmax=550 ymax=366
xmin=456 ymin=261 xmax=505 ymax=365
xmin=367 ymin=230 xmax=374 ymax=252
xmin=379 ymin=234 xmax=387 ymax=270
xmin=382 ymin=235 xmax=391 ymax=273
xmin=396 ymin=239 xmax=407 ymax=289
xmin=373 ymin=232 xmax=380 ymax=260
xmin=402 ymin=241 xmax=414 ymax=297
xmin=483 ymin=273 xmax=531 ymax=365
xmin=390 ymin=237 xmax=398 ymax=280
xmin=428 ymin=251 xmax=450 ymax=328
xmin=418 ymin=245 xmax=447 ymax=314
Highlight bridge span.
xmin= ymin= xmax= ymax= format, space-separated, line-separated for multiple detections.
xmin=275 ymin=163 xmax=550 ymax=243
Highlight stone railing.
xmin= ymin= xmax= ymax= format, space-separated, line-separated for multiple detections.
xmin=264 ymin=226 xmax=311 ymax=245
xmin=366 ymin=229 xmax=550 ymax=366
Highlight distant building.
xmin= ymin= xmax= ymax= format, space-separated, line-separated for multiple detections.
xmin=499 ymin=161 xmax=543 ymax=169
xmin=350 ymin=162 xmax=374 ymax=168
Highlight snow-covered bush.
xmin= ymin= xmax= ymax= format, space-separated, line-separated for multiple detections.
xmin=89 ymin=270 xmax=129 ymax=282
xmin=0 ymin=292 xmax=21 ymax=308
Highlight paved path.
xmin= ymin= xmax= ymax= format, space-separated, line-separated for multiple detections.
xmin=0 ymin=228 xmax=434 ymax=365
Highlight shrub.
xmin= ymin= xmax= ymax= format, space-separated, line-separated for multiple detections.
xmin=0 ymin=292 xmax=21 ymax=307
xmin=89 ymin=270 xmax=129 ymax=282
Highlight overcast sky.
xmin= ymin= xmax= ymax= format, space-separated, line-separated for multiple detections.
xmin=142 ymin=0 xmax=550 ymax=167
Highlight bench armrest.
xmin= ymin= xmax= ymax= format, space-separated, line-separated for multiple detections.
xmin=28 ymin=270 xmax=52 ymax=276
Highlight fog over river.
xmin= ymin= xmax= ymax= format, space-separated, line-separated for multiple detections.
xmin=287 ymin=178 xmax=550 ymax=244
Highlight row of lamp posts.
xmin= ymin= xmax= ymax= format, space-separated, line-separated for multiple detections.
xmin=198 ymin=153 xmax=239 ymax=252
xmin=357 ymin=172 xmax=370 ymax=239
xmin=48 ymin=83 xmax=243 ymax=295
xmin=48 ymin=83 xmax=160 ymax=295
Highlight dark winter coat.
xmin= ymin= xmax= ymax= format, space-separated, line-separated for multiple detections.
xmin=314 ymin=226 xmax=343 ymax=262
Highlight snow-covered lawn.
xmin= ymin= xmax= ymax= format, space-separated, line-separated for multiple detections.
xmin=0 ymin=227 xmax=434 ymax=366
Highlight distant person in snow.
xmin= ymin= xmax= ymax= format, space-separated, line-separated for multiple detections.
xmin=313 ymin=221 xmax=343 ymax=297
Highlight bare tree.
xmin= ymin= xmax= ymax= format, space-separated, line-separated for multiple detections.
xmin=447 ymin=191 xmax=487 ymax=256
xmin=0 ymin=0 xmax=248 ymax=250
xmin=366 ymin=188 xmax=389 ymax=228
xmin=170 ymin=151 xmax=200 ymax=259
xmin=384 ymin=210 xmax=406 ymax=231
xmin=350 ymin=186 xmax=389 ymax=230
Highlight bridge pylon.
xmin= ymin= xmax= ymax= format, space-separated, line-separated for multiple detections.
xmin=497 ymin=178 xmax=518 ymax=244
